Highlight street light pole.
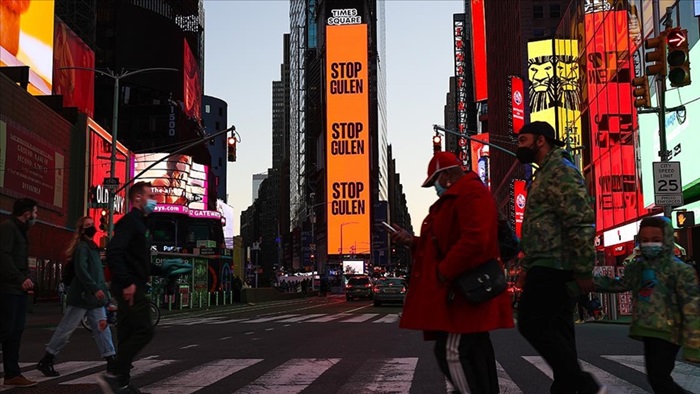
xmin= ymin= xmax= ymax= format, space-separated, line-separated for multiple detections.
xmin=339 ymin=221 xmax=358 ymax=255
xmin=61 ymin=66 xmax=178 ymax=239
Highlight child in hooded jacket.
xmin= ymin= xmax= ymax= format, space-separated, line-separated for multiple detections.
xmin=595 ymin=216 xmax=699 ymax=394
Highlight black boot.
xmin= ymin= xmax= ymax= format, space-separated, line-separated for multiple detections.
xmin=36 ymin=352 xmax=59 ymax=377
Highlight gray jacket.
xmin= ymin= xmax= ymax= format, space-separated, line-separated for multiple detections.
xmin=0 ymin=217 xmax=30 ymax=295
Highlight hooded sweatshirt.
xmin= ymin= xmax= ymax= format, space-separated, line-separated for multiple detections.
xmin=595 ymin=217 xmax=700 ymax=360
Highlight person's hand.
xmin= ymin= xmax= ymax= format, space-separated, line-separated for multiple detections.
xmin=515 ymin=270 xmax=527 ymax=289
xmin=390 ymin=224 xmax=413 ymax=247
xmin=98 ymin=319 xmax=108 ymax=332
xmin=21 ymin=278 xmax=34 ymax=291
xmin=95 ymin=290 xmax=105 ymax=300
xmin=122 ymin=284 xmax=136 ymax=306
xmin=576 ymin=278 xmax=596 ymax=294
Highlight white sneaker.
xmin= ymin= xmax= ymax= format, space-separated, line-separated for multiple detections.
xmin=597 ymin=385 xmax=608 ymax=394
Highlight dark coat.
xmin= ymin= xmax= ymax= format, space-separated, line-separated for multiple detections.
xmin=0 ymin=217 xmax=30 ymax=295
xmin=66 ymin=241 xmax=109 ymax=309
xmin=399 ymin=172 xmax=514 ymax=336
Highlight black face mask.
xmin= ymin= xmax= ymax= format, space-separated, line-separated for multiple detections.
xmin=83 ymin=226 xmax=97 ymax=238
xmin=516 ymin=142 xmax=540 ymax=164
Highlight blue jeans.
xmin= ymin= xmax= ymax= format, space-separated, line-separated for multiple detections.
xmin=0 ymin=293 xmax=27 ymax=379
xmin=46 ymin=305 xmax=115 ymax=358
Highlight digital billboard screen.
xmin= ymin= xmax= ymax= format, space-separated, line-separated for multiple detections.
xmin=509 ymin=75 xmax=525 ymax=134
xmin=325 ymin=23 xmax=370 ymax=255
xmin=133 ymin=153 xmax=193 ymax=206
xmin=53 ymin=18 xmax=95 ymax=117
xmin=0 ymin=0 xmax=55 ymax=95
xmin=470 ymin=0 xmax=488 ymax=102
xmin=342 ymin=260 xmax=364 ymax=275
xmin=183 ymin=39 xmax=202 ymax=120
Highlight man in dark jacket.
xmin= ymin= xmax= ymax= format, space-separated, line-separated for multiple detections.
xmin=97 ymin=182 xmax=165 ymax=393
xmin=0 ymin=198 xmax=38 ymax=388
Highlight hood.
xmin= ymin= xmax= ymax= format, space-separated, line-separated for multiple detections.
xmin=639 ymin=216 xmax=676 ymax=263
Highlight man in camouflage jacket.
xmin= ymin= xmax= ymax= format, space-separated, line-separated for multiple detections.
xmin=514 ymin=121 xmax=602 ymax=394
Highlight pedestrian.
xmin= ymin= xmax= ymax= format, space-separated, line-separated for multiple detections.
xmin=594 ymin=216 xmax=699 ymax=393
xmin=97 ymin=181 xmax=168 ymax=393
xmin=391 ymin=151 xmax=513 ymax=394
xmin=36 ymin=216 xmax=116 ymax=377
xmin=301 ymin=278 xmax=308 ymax=297
xmin=514 ymin=121 xmax=604 ymax=394
xmin=0 ymin=198 xmax=38 ymax=388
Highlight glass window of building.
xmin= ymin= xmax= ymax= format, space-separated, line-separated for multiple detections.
xmin=533 ymin=4 xmax=544 ymax=19
xmin=549 ymin=4 xmax=560 ymax=19
xmin=205 ymin=104 xmax=211 ymax=113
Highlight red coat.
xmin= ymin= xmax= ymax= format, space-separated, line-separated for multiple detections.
xmin=399 ymin=172 xmax=514 ymax=337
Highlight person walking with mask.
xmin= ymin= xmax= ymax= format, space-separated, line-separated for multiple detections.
xmin=595 ymin=217 xmax=699 ymax=393
xmin=36 ymin=216 xmax=116 ymax=377
xmin=514 ymin=121 xmax=604 ymax=394
xmin=391 ymin=152 xmax=513 ymax=394
xmin=97 ymin=181 xmax=166 ymax=394
xmin=0 ymin=198 xmax=39 ymax=388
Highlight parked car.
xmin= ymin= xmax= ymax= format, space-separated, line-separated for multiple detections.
xmin=346 ymin=275 xmax=373 ymax=301
xmin=372 ymin=277 xmax=407 ymax=306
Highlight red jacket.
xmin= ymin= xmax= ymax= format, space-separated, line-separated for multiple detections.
xmin=399 ymin=172 xmax=514 ymax=336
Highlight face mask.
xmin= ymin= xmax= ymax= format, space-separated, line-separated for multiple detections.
xmin=143 ymin=199 xmax=158 ymax=214
xmin=27 ymin=216 xmax=36 ymax=226
xmin=516 ymin=142 xmax=540 ymax=164
xmin=640 ymin=242 xmax=664 ymax=258
xmin=84 ymin=226 xmax=97 ymax=238
xmin=434 ymin=183 xmax=447 ymax=197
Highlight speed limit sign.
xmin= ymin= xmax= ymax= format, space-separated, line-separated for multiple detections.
xmin=652 ymin=161 xmax=683 ymax=207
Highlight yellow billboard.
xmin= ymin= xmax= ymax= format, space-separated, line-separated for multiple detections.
xmin=527 ymin=39 xmax=583 ymax=168
xmin=325 ymin=24 xmax=370 ymax=255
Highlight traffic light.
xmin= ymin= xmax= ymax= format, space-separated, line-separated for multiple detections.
xmin=227 ymin=136 xmax=237 ymax=162
xmin=432 ymin=135 xmax=442 ymax=153
xmin=645 ymin=32 xmax=667 ymax=77
xmin=676 ymin=211 xmax=695 ymax=228
xmin=666 ymin=28 xmax=691 ymax=87
xmin=99 ymin=209 xmax=107 ymax=231
xmin=631 ymin=76 xmax=651 ymax=108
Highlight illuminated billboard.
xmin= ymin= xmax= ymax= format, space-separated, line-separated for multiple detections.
xmin=133 ymin=153 xmax=192 ymax=206
xmin=508 ymin=75 xmax=525 ymax=134
xmin=53 ymin=18 xmax=95 ymax=117
xmin=584 ymin=9 xmax=645 ymax=231
xmin=469 ymin=133 xmax=490 ymax=189
xmin=342 ymin=260 xmax=364 ymax=275
xmin=183 ymin=39 xmax=202 ymax=120
xmin=187 ymin=162 xmax=208 ymax=211
xmin=325 ymin=24 xmax=370 ymax=255
xmin=512 ymin=179 xmax=527 ymax=238
xmin=527 ymin=39 xmax=583 ymax=168
xmin=453 ymin=14 xmax=469 ymax=168
xmin=470 ymin=0 xmax=487 ymax=102
xmin=0 ymin=0 xmax=54 ymax=95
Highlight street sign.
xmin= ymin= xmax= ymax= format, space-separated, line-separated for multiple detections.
xmin=652 ymin=161 xmax=683 ymax=206
xmin=310 ymin=243 xmax=316 ymax=251
xmin=666 ymin=29 xmax=687 ymax=48
xmin=103 ymin=177 xmax=119 ymax=190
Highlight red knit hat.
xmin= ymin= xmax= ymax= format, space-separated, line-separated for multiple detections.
xmin=421 ymin=152 xmax=461 ymax=187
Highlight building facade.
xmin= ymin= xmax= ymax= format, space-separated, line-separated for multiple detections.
xmin=202 ymin=95 xmax=228 ymax=202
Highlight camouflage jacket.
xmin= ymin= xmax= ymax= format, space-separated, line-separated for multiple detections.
xmin=521 ymin=148 xmax=595 ymax=279
xmin=595 ymin=219 xmax=700 ymax=359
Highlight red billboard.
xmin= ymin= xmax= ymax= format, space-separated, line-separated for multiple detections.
xmin=584 ymin=10 xmax=645 ymax=232
xmin=469 ymin=133 xmax=490 ymax=189
xmin=512 ymin=179 xmax=527 ymax=238
xmin=0 ymin=115 xmax=66 ymax=209
xmin=471 ymin=0 xmax=488 ymax=101
xmin=509 ymin=75 xmax=525 ymax=134
xmin=52 ymin=18 xmax=95 ymax=117
xmin=183 ymin=39 xmax=202 ymax=120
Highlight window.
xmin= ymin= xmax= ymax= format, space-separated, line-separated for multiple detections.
xmin=533 ymin=4 xmax=544 ymax=19
xmin=218 ymin=107 xmax=223 ymax=116
xmin=533 ymin=28 xmax=546 ymax=37
xmin=549 ymin=4 xmax=560 ymax=19
xmin=205 ymin=104 xmax=211 ymax=113
xmin=215 ymin=121 xmax=221 ymax=131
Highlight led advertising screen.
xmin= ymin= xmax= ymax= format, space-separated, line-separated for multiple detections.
xmin=469 ymin=133 xmax=490 ymax=189
xmin=509 ymin=75 xmax=525 ymax=134
xmin=512 ymin=179 xmax=527 ymax=238
xmin=342 ymin=260 xmax=364 ymax=275
xmin=183 ymin=39 xmax=202 ymax=120
xmin=0 ymin=0 xmax=54 ymax=95
xmin=526 ymin=38 xmax=583 ymax=168
xmin=584 ymin=9 xmax=645 ymax=231
xmin=470 ymin=0 xmax=487 ymax=102
xmin=187 ymin=162 xmax=208 ymax=211
xmin=325 ymin=23 xmax=370 ymax=255
xmin=0 ymin=115 xmax=65 ymax=208
xmin=53 ymin=18 xmax=95 ymax=117
xmin=133 ymin=153 xmax=192 ymax=206
xmin=453 ymin=14 xmax=469 ymax=168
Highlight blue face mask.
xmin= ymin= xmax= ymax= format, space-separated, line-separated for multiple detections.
xmin=143 ymin=199 xmax=158 ymax=214
xmin=640 ymin=242 xmax=664 ymax=258
xmin=434 ymin=183 xmax=447 ymax=197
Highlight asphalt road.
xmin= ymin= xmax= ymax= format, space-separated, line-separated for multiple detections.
xmin=3 ymin=295 xmax=699 ymax=393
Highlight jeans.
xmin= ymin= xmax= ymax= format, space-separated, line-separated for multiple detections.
xmin=46 ymin=305 xmax=115 ymax=358
xmin=517 ymin=267 xmax=599 ymax=394
xmin=0 ymin=293 xmax=28 ymax=379
xmin=108 ymin=289 xmax=153 ymax=385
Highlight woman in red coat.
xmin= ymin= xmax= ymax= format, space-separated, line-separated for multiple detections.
xmin=391 ymin=152 xmax=514 ymax=394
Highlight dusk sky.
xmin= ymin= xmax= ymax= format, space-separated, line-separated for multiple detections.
xmin=204 ymin=0 xmax=465 ymax=233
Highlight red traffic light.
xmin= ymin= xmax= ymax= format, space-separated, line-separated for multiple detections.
xmin=100 ymin=209 xmax=107 ymax=216
xmin=666 ymin=29 xmax=687 ymax=49
xmin=432 ymin=135 xmax=442 ymax=145
xmin=227 ymin=137 xmax=236 ymax=145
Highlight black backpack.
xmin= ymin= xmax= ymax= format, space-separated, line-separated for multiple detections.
xmin=62 ymin=258 xmax=75 ymax=286
xmin=498 ymin=220 xmax=521 ymax=262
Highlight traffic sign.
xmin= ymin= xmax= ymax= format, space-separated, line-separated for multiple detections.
xmin=652 ymin=161 xmax=683 ymax=207
xmin=103 ymin=177 xmax=119 ymax=190
xmin=666 ymin=29 xmax=687 ymax=48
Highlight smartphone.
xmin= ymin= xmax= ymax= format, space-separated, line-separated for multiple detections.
xmin=381 ymin=221 xmax=398 ymax=234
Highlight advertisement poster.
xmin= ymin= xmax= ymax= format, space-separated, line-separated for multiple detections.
xmin=0 ymin=0 xmax=55 ymax=95
xmin=469 ymin=133 xmax=490 ymax=188
xmin=325 ymin=23 xmax=370 ymax=255
xmin=0 ymin=116 xmax=65 ymax=208
xmin=217 ymin=199 xmax=235 ymax=249
xmin=187 ymin=162 xmax=208 ymax=211
xmin=52 ymin=18 xmax=95 ymax=117
xmin=616 ymin=266 xmax=632 ymax=315
xmin=509 ymin=75 xmax=525 ymax=134
xmin=342 ymin=260 xmax=364 ymax=275
xmin=133 ymin=153 xmax=192 ymax=206
xmin=183 ymin=39 xmax=202 ymax=120
xmin=513 ymin=180 xmax=527 ymax=238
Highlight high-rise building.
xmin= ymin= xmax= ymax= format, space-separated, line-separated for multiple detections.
xmin=202 ymin=95 xmax=228 ymax=202
xmin=252 ymin=172 xmax=268 ymax=201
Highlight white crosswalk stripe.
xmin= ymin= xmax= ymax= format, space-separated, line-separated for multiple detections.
xmin=6 ymin=354 xmax=700 ymax=393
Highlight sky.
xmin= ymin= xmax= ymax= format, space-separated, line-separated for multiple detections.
xmin=203 ymin=0 xmax=464 ymax=233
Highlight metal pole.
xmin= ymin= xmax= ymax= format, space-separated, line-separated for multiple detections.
xmin=107 ymin=77 xmax=120 ymax=239
xmin=433 ymin=125 xmax=516 ymax=157
xmin=653 ymin=0 xmax=672 ymax=218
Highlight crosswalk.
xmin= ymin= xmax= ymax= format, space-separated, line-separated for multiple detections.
xmin=2 ymin=355 xmax=698 ymax=393
xmin=159 ymin=313 xmax=401 ymax=326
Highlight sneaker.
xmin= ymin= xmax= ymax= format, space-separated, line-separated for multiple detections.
xmin=96 ymin=372 xmax=127 ymax=394
xmin=3 ymin=375 xmax=38 ymax=388
xmin=575 ymin=319 xmax=585 ymax=324
xmin=36 ymin=360 xmax=60 ymax=377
